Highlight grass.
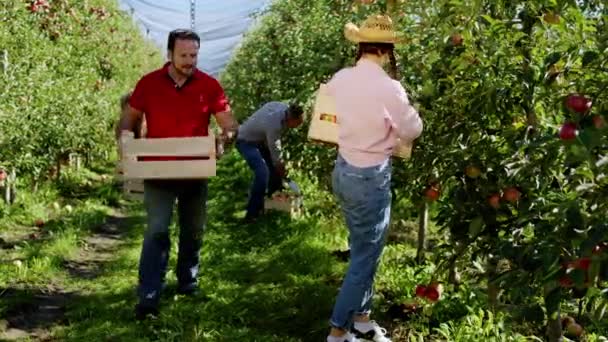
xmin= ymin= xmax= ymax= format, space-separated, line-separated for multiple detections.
xmin=0 ymin=152 xmax=607 ymax=342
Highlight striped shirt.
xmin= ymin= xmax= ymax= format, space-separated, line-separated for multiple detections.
xmin=237 ymin=101 xmax=288 ymax=164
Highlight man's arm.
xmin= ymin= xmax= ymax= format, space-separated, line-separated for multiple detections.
xmin=215 ymin=110 xmax=239 ymax=141
xmin=266 ymin=127 xmax=286 ymax=178
xmin=115 ymin=105 xmax=144 ymax=140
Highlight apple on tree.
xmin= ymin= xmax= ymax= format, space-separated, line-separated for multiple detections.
xmin=423 ymin=182 xmax=441 ymax=202
xmin=414 ymin=284 xmax=427 ymax=298
xmin=465 ymin=165 xmax=481 ymax=178
xmin=592 ymin=115 xmax=605 ymax=129
xmin=502 ymin=187 xmax=521 ymax=203
xmin=425 ymin=283 xmax=443 ymax=302
xmin=487 ymin=193 xmax=501 ymax=209
xmin=450 ymin=33 xmax=463 ymax=46
xmin=565 ymin=94 xmax=592 ymax=114
xmin=559 ymin=122 xmax=578 ymax=140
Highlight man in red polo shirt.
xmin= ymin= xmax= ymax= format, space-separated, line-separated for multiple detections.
xmin=116 ymin=29 xmax=238 ymax=320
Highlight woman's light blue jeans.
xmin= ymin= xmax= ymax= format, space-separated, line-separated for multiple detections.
xmin=329 ymin=154 xmax=392 ymax=330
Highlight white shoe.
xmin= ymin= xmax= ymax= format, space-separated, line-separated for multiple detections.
xmin=352 ymin=320 xmax=391 ymax=342
xmin=327 ymin=331 xmax=360 ymax=342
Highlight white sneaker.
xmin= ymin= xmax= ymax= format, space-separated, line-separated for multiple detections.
xmin=327 ymin=332 xmax=360 ymax=342
xmin=352 ymin=320 xmax=391 ymax=342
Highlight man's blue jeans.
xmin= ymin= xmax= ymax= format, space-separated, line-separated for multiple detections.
xmin=329 ymin=154 xmax=392 ymax=330
xmin=235 ymin=140 xmax=283 ymax=218
xmin=137 ymin=179 xmax=208 ymax=307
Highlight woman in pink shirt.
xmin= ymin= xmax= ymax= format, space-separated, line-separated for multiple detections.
xmin=325 ymin=15 xmax=423 ymax=342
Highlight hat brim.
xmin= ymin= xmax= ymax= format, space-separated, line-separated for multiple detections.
xmin=344 ymin=22 xmax=405 ymax=44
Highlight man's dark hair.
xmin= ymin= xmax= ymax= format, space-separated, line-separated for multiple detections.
xmin=287 ymin=103 xmax=304 ymax=120
xmin=167 ymin=29 xmax=200 ymax=51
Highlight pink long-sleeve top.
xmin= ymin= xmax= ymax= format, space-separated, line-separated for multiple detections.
xmin=326 ymin=59 xmax=423 ymax=168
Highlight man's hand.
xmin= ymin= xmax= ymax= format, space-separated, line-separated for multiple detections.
xmin=220 ymin=129 xmax=237 ymax=145
xmin=115 ymin=105 xmax=144 ymax=140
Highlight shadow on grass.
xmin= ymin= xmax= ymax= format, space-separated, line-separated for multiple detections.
xmin=3 ymin=155 xmax=355 ymax=341
xmin=58 ymin=163 xmax=343 ymax=341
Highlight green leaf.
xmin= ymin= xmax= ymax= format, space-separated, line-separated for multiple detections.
xmin=468 ymin=216 xmax=484 ymax=237
xmin=581 ymin=51 xmax=599 ymax=67
xmin=543 ymin=52 xmax=562 ymax=67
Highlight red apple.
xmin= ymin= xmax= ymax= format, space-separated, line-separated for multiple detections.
xmin=592 ymin=115 xmax=605 ymax=129
xmin=34 ymin=219 xmax=45 ymax=228
xmin=575 ymin=257 xmax=591 ymax=271
xmin=0 ymin=170 xmax=6 ymax=181
xmin=565 ymin=94 xmax=592 ymax=114
xmin=566 ymin=323 xmax=583 ymax=338
xmin=558 ymin=276 xmax=574 ymax=288
xmin=425 ymin=283 xmax=443 ymax=302
xmin=559 ymin=122 xmax=577 ymax=140
xmin=415 ymin=284 xmax=427 ymax=298
xmin=450 ymin=33 xmax=463 ymax=46
xmin=561 ymin=316 xmax=576 ymax=329
xmin=487 ymin=193 xmax=501 ymax=209
xmin=424 ymin=186 xmax=440 ymax=202
xmin=502 ymin=187 xmax=521 ymax=203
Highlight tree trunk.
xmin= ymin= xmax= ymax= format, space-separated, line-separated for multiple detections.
xmin=449 ymin=264 xmax=461 ymax=288
xmin=416 ymin=201 xmax=428 ymax=264
xmin=544 ymin=284 xmax=563 ymax=342
xmin=5 ymin=169 xmax=17 ymax=205
xmin=487 ymin=258 xmax=498 ymax=312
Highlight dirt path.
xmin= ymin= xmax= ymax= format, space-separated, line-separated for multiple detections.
xmin=0 ymin=211 xmax=131 ymax=341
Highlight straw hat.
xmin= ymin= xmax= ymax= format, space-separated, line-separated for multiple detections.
xmin=344 ymin=14 xmax=404 ymax=44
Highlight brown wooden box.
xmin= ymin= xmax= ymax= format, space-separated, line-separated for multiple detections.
xmin=119 ymin=131 xmax=216 ymax=180
xmin=264 ymin=192 xmax=303 ymax=216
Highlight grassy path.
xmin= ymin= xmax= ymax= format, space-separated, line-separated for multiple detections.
xmin=0 ymin=153 xmax=565 ymax=342
xmin=0 ymin=154 xmax=407 ymax=342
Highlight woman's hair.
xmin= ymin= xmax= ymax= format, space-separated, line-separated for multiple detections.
xmin=356 ymin=42 xmax=399 ymax=80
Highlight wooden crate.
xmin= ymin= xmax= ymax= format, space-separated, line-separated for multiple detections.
xmin=114 ymin=170 xmax=144 ymax=200
xmin=308 ymin=84 xmax=339 ymax=145
xmin=123 ymin=179 xmax=144 ymax=200
xmin=119 ymin=131 xmax=216 ymax=180
xmin=307 ymin=83 xmax=413 ymax=159
xmin=264 ymin=192 xmax=303 ymax=216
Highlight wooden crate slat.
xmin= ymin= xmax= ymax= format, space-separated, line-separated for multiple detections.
xmin=124 ymin=179 xmax=144 ymax=193
xmin=122 ymin=160 xmax=216 ymax=179
xmin=308 ymin=84 xmax=339 ymax=144
xmin=119 ymin=131 xmax=217 ymax=180
xmin=122 ymin=136 xmax=215 ymax=157
xmin=125 ymin=191 xmax=144 ymax=201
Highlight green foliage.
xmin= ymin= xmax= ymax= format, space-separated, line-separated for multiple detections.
xmin=0 ymin=0 xmax=162 ymax=178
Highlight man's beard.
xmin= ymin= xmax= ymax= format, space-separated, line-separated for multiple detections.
xmin=173 ymin=62 xmax=194 ymax=77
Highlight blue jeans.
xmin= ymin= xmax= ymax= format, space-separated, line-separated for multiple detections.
xmin=235 ymin=140 xmax=283 ymax=218
xmin=329 ymin=154 xmax=392 ymax=330
xmin=137 ymin=179 xmax=208 ymax=307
